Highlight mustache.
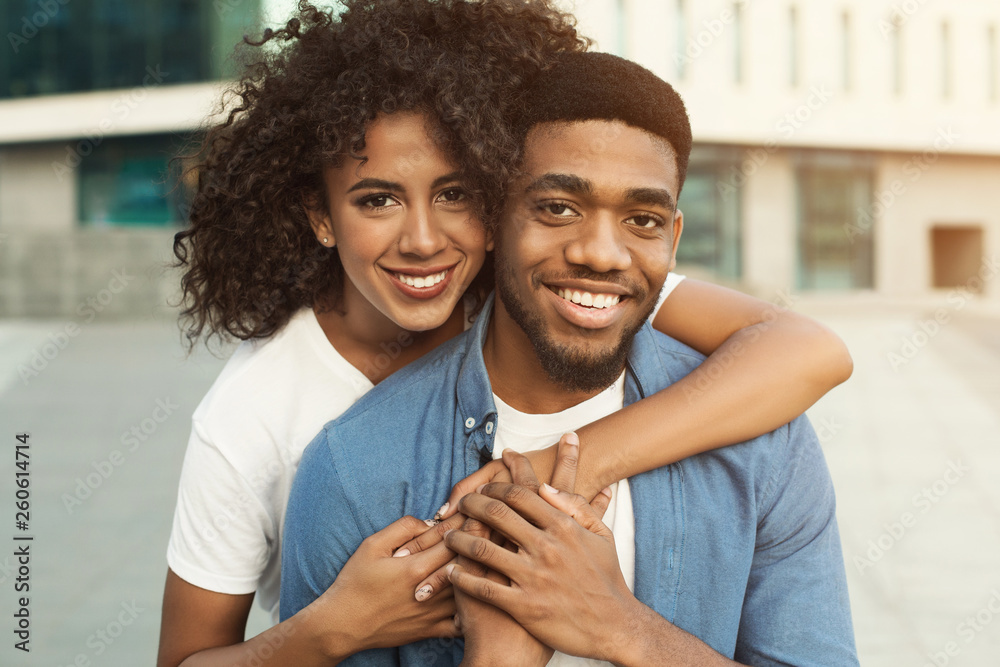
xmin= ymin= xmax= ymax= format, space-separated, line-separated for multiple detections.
xmin=532 ymin=270 xmax=646 ymax=298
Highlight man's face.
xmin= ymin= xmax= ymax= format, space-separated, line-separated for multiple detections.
xmin=494 ymin=120 xmax=683 ymax=392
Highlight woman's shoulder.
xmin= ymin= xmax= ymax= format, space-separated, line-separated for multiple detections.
xmin=191 ymin=308 xmax=371 ymax=441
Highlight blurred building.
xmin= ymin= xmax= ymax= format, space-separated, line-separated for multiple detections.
xmin=573 ymin=0 xmax=1000 ymax=301
xmin=0 ymin=0 xmax=298 ymax=318
xmin=1 ymin=0 xmax=999 ymax=319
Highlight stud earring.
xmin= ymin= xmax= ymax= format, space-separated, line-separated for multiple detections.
xmin=323 ymin=237 xmax=329 ymax=244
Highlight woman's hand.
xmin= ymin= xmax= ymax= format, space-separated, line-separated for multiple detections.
xmin=315 ymin=515 xmax=461 ymax=655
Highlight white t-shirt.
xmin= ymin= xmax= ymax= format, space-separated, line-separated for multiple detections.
xmin=166 ymin=273 xmax=684 ymax=623
xmin=492 ymin=373 xmax=632 ymax=667
xmin=167 ymin=307 xmax=374 ymax=621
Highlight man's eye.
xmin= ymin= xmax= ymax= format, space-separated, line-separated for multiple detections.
xmin=625 ymin=215 xmax=661 ymax=229
xmin=543 ymin=203 xmax=575 ymax=217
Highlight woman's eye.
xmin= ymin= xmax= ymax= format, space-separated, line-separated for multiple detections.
xmin=626 ymin=215 xmax=661 ymax=229
xmin=362 ymin=195 xmax=395 ymax=208
xmin=438 ymin=188 xmax=467 ymax=203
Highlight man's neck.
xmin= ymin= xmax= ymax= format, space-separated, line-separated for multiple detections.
xmin=483 ymin=299 xmax=615 ymax=415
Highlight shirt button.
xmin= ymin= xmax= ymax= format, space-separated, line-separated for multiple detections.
xmin=465 ymin=417 xmax=476 ymax=429
xmin=485 ymin=422 xmax=494 ymax=434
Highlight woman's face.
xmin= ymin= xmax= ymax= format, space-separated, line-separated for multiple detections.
xmin=309 ymin=111 xmax=491 ymax=332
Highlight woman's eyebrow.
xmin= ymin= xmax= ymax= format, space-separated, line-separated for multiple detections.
xmin=430 ymin=172 xmax=463 ymax=189
xmin=346 ymin=178 xmax=404 ymax=193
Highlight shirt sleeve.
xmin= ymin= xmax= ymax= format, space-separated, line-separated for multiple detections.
xmin=280 ymin=433 xmax=366 ymax=621
xmin=648 ymin=272 xmax=685 ymax=323
xmin=733 ymin=416 xmax=859 ymax=666
xmin=166 ymin=421 xmax=274 ymax=594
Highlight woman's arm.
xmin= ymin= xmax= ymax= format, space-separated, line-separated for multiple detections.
xmin=157 ymin=515 xmax=461 ymax=667
xmin=573 ymin=277 xmax=853 ymax=498
xmin=437 ymin=277 xmax=852 ymax=512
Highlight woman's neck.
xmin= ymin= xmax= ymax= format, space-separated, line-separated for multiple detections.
xmin=313 ymin=287 xmax=466 ymax=385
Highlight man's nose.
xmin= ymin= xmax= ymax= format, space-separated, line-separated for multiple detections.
xmin=564 ymin=214 xmax=632 ymax=274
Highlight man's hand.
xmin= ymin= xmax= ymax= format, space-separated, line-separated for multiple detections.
xmin=445 ymin=451 xmax=636 ymax=663
xmin=433 ymin=448 xmax=557 ymax=521
xmin=455 ymin=437 xmax=591 ymax=667
xmin=453 ymin=526 xmax=552 ymax=667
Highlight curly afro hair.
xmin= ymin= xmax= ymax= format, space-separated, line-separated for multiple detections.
xmin=173 ymin=0 xmax=589 ymax=350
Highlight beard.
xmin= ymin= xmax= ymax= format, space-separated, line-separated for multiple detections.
xmin=494 ymin=252 xmax=656 ymax=393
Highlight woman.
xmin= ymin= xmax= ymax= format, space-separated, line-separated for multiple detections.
xmin=158 ymin=1 xmax=852 ymax=665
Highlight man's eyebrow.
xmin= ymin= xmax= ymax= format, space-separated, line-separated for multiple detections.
xmin=625 ymin=187 xmax=676 ymax=211
xmin=346 ymin=178 xmax=404 ymax=194
xmin=430 ymin=172 xmax=463 ymax=189
xmin=524 ymin=173 xmax=593 ymax=196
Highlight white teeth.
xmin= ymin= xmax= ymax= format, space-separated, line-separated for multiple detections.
xmin=395 ymin=270 xmax=447 ymax=288
xmin=554 ymin=288 xmax=621 ymax=309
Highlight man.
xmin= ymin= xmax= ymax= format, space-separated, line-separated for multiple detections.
xmin=281 ymin=52 xmax=857 ymax=665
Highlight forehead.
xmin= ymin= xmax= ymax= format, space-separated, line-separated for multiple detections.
xmin=521 ymin=120 xmax=679 ymax=197
xmin=351 ymin=111 xmax=455 ymax=174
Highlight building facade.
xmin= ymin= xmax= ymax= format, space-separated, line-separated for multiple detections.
xmin=0 ymin=0 xmax=297 ymax=317
xmin=1 ymin=0 xmax=998 ymax=318
xmin=571 ymin=0 xmax=1000 ymax=301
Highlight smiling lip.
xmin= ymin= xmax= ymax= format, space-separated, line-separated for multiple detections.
xmin=384 ymin=264 xmax=458 ymax=300
xmin=543 ymin=283 xmax=630 ymax=329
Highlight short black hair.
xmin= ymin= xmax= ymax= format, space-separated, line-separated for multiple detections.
xmin=516 ymin=51 xmax=693 ymax=194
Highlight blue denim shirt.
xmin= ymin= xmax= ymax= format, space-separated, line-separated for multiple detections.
xmin=281 ymin=294 xmax=858 ymax=666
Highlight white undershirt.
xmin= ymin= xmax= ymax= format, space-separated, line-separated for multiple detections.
xmin=492 ymin=373 xmax=632 ymax=667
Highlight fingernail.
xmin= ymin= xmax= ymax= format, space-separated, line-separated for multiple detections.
xmin=446 ymin=563 xmax=456 ymax=577
xmin=433 ymin=502 xmax=449 ymax=521
xmin=415 ymin=585 xmax=433 ymax=602
xmin=393 ymin=548 xmax=410 ymax=558
xmin=476 ymin=484 xmax=486 ymax=494
xmin=424 ymin=518 xmax=439 ymax=527
xmin=454 ymin=614 xmax=462 ymax=630
xmin=563 ymin=432 xmax=579 ymax=446
xmin=601 ymin=486 xmax=613 ymax=498
xmin=540 ymin=483 xmax=556 ymax=494
xmin=444 ymin=528 xmax=455 ymax=538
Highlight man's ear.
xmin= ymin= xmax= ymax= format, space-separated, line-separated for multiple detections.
xmin=667 ymin=208 xmax=683 ymax=272
xmin=304 ymin=192 xmax=336 ymax=248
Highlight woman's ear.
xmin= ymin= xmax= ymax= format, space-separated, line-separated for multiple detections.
xmin=484 ymin=226 xmax=495 ymax=252
xmin=304 ymin=195 xmax=336 ymax=248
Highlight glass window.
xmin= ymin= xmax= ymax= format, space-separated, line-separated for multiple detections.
xmin=675 ymin=0 xmax=687 ymax=79
xmin=795 ymin=153 xmax=874 ymax=289
xmin=989 ymin=25 xmax=997 ymax=102
xmin=1 ymin=0 xmax=262 ymax=99
xmin=941 ymin=21 xmax=952 ymax=99
xmin=733 ymin=1 xmax=744 ymax=84
xmin=841 ymin=11 xmax=852 ymax=92
xmin=78 ymin=133 xmax=197 ymax=227
xmin=675 ymin=146 xmax=743 ymax=281
xmin=788 ymin=5 xmax=799 ymax=87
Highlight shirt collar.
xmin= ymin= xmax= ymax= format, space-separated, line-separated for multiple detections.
xmin=454 ymin=291 xmax=674 ymax=445
xmin=455 ymin=292 xmax=499 ymax=442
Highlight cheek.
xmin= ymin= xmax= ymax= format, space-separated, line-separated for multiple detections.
xmin=331 ymin=215 xmax=394 ymax=271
